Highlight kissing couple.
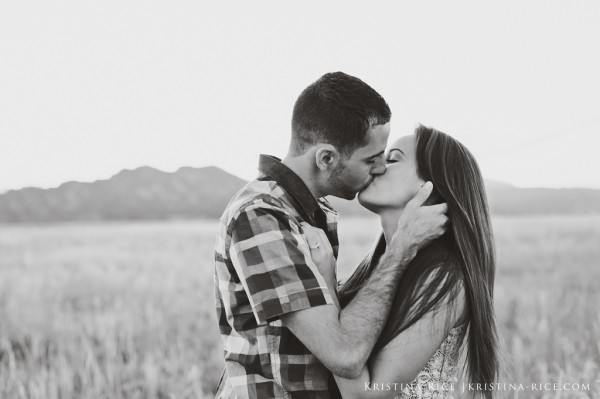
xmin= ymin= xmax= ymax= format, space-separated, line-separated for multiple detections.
xmin=214 ymin=72 xmax=499 ymax=399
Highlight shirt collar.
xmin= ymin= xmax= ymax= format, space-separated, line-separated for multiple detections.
xmin=258 ymin=154 xmax=322 ymax=223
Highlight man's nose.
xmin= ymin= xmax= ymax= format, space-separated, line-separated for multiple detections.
xmin=371 ymin=158 xmax=386 ymax=176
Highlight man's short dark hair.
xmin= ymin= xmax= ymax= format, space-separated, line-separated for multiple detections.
xmin=290 ymin=72 xmax=391 ymax=156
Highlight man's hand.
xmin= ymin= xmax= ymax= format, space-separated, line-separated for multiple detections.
xmin=392 ymin=181 xmax=448 ymax=255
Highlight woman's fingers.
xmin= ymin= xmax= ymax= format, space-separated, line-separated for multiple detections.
xmin=300 ymin=221 xmax=317 ymax=240
xmin=300 ymin=222 xmax=333 ymax=259
xmin=300 ymin=222 xmax=335 ymax=279
xmin=316 ymin=229 xmax=331 ymax=250
xmin=406 ymin=181 xmax=434 ymax=209
xmin=300 ymin=222 xmax=322 ymax=248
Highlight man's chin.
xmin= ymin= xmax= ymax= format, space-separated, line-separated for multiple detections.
xmin=358 ymin=186 xmax=369 ymax=195
xmin=338 ymin=191 xmax=357 ymax=201
xmin=341 ymin=183 xmax=371 ymax=200
xmin=356 ymin=183 xmax=373 ymax=197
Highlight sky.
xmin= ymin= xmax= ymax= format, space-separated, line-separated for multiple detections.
xmin=1 ymin=1 xmax=599 ymax=192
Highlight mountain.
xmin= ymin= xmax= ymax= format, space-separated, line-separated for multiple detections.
xmin=328 ymin=180 xmax=600 ymax=217
xmin=0 ymin=166 xmax=246 ymax=223
xmin=0 ymin=167 xmax=599 ymax=223
xmin=485 ymin=182 xmax=600 ymax=215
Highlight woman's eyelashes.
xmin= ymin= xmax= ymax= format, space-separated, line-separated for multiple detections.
xmin=386 ymin=149 xmax=404 ymax=164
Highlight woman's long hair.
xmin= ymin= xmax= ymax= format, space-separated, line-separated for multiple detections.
xmin=339 ymin=125 xmax=498 ymax=396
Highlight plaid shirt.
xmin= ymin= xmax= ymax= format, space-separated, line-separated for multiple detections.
xmin=214 ymin=155 xmax=340 ymax=399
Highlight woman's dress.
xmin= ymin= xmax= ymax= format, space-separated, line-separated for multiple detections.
xmin=398 ymin=324 xmax=466 ymax=399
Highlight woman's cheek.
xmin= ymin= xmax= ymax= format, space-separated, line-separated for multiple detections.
xmin=403 ymin=177 xmax=424 ymax=205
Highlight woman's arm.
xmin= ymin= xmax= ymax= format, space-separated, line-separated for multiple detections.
xmin=334 ymin=284 xmax=466 ymax=399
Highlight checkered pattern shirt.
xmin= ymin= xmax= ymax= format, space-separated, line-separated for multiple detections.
xmin=214 ymin=155 xmax=340 ymax=399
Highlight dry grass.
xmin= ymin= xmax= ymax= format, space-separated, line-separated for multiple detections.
xmin=0 ymin=216 xmax=599 ymax=398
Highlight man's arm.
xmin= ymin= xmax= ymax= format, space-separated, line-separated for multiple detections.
xmin=334 ymin=275 xmax=467 ymax=399
xmin=281 ymin=182 xmax=447 ymax=379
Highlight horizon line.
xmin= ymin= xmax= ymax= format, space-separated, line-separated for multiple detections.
xmin=1 ymin=164 xmax=599 ymax=194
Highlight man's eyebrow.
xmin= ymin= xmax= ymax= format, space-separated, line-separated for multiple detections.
xmin=365 ymin=150 xmax=385 ymax=160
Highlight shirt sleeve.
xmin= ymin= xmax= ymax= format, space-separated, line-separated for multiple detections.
xmin=229 ymin=202 xmax=335 ymax=325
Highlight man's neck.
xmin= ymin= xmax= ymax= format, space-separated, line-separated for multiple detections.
xmin=281 ymin=155 xmax=325 ymax=199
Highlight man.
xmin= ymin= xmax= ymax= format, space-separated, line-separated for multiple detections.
xmin=214 ymin=72 xmax=447 ymax=398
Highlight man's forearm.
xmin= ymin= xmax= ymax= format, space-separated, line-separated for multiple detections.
xmin=338 ymin=240 xmax=417 ymax=368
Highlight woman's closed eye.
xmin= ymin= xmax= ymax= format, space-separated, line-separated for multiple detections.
xmin=386 ymin=149 xmax=404 ymax=164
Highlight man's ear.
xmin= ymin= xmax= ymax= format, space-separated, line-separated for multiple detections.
xmin=314 ymin=145 xmax=340 ymax=171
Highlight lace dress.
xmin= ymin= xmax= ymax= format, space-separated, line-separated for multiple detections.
xmin=398 ymin=324 xmax=466 ymax=399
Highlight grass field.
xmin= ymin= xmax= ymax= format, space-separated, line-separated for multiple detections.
xmin=1 ymin=216 xmax=599 ymax=398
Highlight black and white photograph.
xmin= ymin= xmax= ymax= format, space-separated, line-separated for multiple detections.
xmin=1 ymin=1 xmax=599 ymax=398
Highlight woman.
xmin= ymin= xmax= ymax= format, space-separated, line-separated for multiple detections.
xmin=307 ymin=124 xmax=499 ymax=398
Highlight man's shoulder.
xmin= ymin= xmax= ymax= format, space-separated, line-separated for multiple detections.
xmin=220 ymin=178 xmax=292 ymax=228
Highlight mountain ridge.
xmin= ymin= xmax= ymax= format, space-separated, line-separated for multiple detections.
xmin=0 ymin=166 xmax=598 ymax=223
